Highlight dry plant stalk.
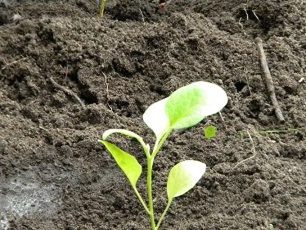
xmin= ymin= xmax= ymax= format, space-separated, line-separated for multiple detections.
xmin=233 ymin=130 xmax=257 ymax=169
xmin=255 ymin=37 xmax=285 ymax=122
xmin=50 ymin=77 xmax=85 ymax=109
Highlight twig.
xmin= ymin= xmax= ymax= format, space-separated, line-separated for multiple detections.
xmin=102 ymin=72 xmax=113 ymax=111
xmin=255 ymin=37 xmax=285 ymax=122
xmin=1 ymin=57 xmax=27 ymax=70
xmin=252 ymin=10 xmax=260 ymax=22
xmin=233 ymin=130 xmax=257 ymax=169
xmin=139 ymin=9 xmax=145 ymax=23
xmin=218 ymin=112 xmax=225 ymax=122
xmin=243 ymin=7 xmax=249 ymax=21
xmin=238 ymin=17 xmax=246 ymax=36
xmin=50 ymin=77 xmax=85 ymax=109
xmin=218 ymin=111 xmax=228 ymax=130
xmin=238 ymin=128 xmax=299 ymax=137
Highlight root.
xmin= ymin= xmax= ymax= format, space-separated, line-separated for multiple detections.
xmin=233 ymin=130 xmax=257 ymax=169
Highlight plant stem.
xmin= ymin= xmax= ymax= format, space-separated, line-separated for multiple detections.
xmin=152 ymin=130 xmax=172 ymax=158
xmin=147 ymin=156 xmax=156 ymax=229
xmin=100 ymin=0 xmax=106 ymax=17
xmin=155 ymin=199 xmax=172 ymax=230
xmin=147 ymin=129 xmax=172 ymax=230
xmin=132 ymin=186 xmax=150 ymax=215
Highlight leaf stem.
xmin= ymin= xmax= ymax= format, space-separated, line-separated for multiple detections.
xmin=147 ymin=156 xmax=156 ymax=229
xmin=100 ymin=0 xmax=106 ymax=17
xmin=132 ymin=186 xmax=150 ymax=215
xmin=152 ymin=129 xmax=172 ymax=158
xmin=155 ymin=199 xmax=172 ymax=230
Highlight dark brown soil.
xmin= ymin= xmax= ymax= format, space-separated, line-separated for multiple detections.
xmin=1 ymin=0 xmax=306 ymax=229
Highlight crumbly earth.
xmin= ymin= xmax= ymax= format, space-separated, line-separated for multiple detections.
xmin=0 ymin=0 xmax=306 ymax=229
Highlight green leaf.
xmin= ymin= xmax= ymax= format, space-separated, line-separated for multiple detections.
xmin=165 ymin=81 xmax=227 ymax=130
xmin=143 ymin=98 xmax=170 ymax=142
xmin=167 ymin=160 xmax=206 ymax=200
xmin=101 ymin=141 xmax=142 ymax=188
xmin=204 ymin=125 xmax=217 ymax=139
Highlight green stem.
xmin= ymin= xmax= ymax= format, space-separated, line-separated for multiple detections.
xmin=155 ymin=199 xmax=172 ymax=230
xmin=132 ymin=186 xmax=150 ymax=215
xmin=147 ymin=129 xmax=172 ymax=230
xmin=152 ymin=129 xmax=172 ymax=158
xmin=147 ymin=156 xmax=156 ymax=229
xmin=100 ymin=0 xmax=106 ymax=17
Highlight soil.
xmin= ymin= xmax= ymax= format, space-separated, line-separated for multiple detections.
xmin=0 ymin=0 xmax=306 ymax=229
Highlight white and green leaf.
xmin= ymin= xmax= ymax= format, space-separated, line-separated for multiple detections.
xmin=143 ymin=81 xmax=227 ymax=140
xmin=143 ymin=98 xmax=170 ymax=143
xmin=165 ymin=81 xmax=228 ymax=130
xmin=167 ymin=160 xmax=206 ymax=200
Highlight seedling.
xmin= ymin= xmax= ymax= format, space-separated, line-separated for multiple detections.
xmin=99 ymin=0 xmax=106 ymax=17
xmin=99 ymin=81 xmax=227 ymax=229
xmin=204 ymin=125 xmax=217 ymax=139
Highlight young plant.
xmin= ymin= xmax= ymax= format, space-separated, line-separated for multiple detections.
xmin=99 ymin=81 xmax=228 ymax=229
xmin=99 ymin=0 xmax=106 ymax=17
xmin=204 ymin=125 xmax=217 ymax=140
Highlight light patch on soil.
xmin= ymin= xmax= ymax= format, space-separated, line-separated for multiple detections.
xmin=0 ymin=171 xmax=61 ymax=228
